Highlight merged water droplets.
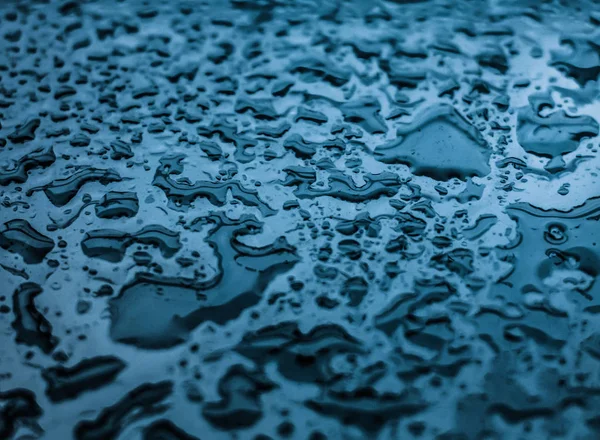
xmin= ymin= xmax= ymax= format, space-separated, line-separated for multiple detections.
xmin=0 ymin=0 xmax=599 ymax=439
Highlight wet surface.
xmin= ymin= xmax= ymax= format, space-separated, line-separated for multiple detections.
xmin=0 ymin=0 xmax=600 ymax=438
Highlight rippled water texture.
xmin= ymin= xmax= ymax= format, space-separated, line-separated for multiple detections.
xmin=1 ymin=0 xmax=600 ymax=438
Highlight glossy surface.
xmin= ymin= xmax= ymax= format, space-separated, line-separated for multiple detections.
xmin=1 ymin=0 xmax=600 ymax=438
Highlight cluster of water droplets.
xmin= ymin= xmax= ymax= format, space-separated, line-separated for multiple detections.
xmin=0 ymin=0 xmax=600 ymax=438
